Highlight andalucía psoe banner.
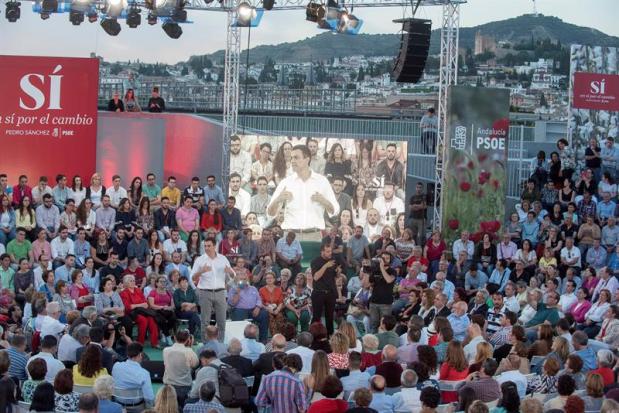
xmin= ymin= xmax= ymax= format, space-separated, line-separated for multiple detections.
xmin=0 ymin=55 xmax=99 ymax=183
xmin=441 ymin=85 xmax=510 ymax=244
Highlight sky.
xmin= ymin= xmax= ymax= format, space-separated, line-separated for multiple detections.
xmin=1 ymin=0 xmax=618 ymax=64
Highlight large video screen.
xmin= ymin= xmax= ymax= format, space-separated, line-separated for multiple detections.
xmin=229 ymin=135 xmax=408 ymax=240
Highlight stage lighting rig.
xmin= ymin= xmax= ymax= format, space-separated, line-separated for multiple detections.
xmin=40 ymin=0 xmax=58 ymax=19
xmin=69 ymin=9 xmax=84 ymax=23
xmin=5 ymin=1 xmax=21 ymax=22
xmin=147 ymin=11 xmax=157 ymax=24
xmin=262 ymin=0 xmax=274 ymax=10
xmin=305 ymin=1 xmax=325 ymax=22
xmin=101 ymin=17 xmax=121 ymax=35
xmin=336 ymin=8 xmax=361 ymax=33
xmin=236 ymin=1 xmax=255 ymax=26
xmin=104 ymin=0 xmax=126 ymax=17
xmin=126 ymin=5 xmax=141 ymax=27
xmin=162 ymin=19 xmax=182 ymax=38
xmin=87 ymin=9 xmax=98 ymax=22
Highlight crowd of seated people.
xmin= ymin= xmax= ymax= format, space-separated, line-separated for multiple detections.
xmin=0 ymin=137 xmax=617 ymax=413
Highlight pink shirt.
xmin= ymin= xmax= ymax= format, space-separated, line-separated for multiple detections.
xmin=31 ymin=240 xmax=52 ymax=261
xmin=148 ymin=290 xmax=172 ymax=307
xmin=175 ymin=207 xmax=199 ymax=232
xmin=569 ymin=300 xmax=592 ymax=324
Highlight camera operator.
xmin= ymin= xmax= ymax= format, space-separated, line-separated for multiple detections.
xmin=310 ymin=243 xmax=338 ymax=335
xmin=368 ymin=251 xmax=397 ymax=333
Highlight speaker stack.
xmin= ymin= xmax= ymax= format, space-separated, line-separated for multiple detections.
xmin=392 ymin=18 xmax=432 ymax=84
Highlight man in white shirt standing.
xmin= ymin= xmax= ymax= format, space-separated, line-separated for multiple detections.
xmin=228 ymin=173 xmax=251 ymax=217
xmin=40 ymin=302 xmax=66 ymax=340
xmin=373 ymin=183 xmax=404 ymax=228
xmin=267 ymin=144 xmax=338 ymax=234
xmin=105 ymin=175 xmax=128 ymax=209
xmin=191 ymin=237 xmax=235 ymax=343
xmin=452 ymin=231 xmax=475 ymax=261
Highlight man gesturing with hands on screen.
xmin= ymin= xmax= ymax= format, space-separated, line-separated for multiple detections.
xmin=267 ymin=144 xmax=339 ymax=236
xmin=192 ymin=237 xmax=235 ymax=342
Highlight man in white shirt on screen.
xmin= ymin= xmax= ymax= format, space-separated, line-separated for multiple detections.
xmin=229 ymin=135 xmax=252 ymax=186
xmin=267 ymin=145 xmax=339 ymax=234
xmin=191 ymin=238 xmax=235 ymax=342
xmin=373 ymin=182 xmax=404 ymax=227
xmin=228 ymin=173 xmax=251 ymax=217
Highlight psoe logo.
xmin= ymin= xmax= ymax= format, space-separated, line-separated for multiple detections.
xmin=590 ymin=78 xmax=606 ymax=95
xmin=19 ymin=64 xmax=63 ymax=111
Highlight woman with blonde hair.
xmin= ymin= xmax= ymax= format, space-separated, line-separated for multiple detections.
xmin=338 ymin=320 xmax=362 ymax=352
xmin=86 ymin=172 xmax=105 ymax=209
xmin=303 ymin=350 xmax=330 ymax=402
xmin=327 ymin=332 xmax=350 ymax=370
xmin=154 ymin=384 xmax=178 ymax=413
xmin=581 ymin=373 xmax=605 ymax=411
xmin=520 ymin=398 xmax=543 ymax=413
xmin=468 ymin=341 xmax=493 ymax=373
xmin=538 ymin=336 xmax=570 ymax=373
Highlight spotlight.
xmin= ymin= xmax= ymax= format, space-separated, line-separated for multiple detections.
xmin=162 ymin=20 xmax=182 ymax=38
xmin=305 ymin=1 xmax=324 ymax=22
xmin=40 ymin=0 xmax=58 ymax=19
xmin=171 ymin=7 xmax=186 ymax=21
xmin=126 ymin=6 xmax=141 ymax=27
xmin=69 ymin=9 xmax=84 ymax=24
xmin=147 ymin=12 xmax=157 ymax=24
xmin=262 ymin=0 xmax=274 ymax=10
xmin=87 ymin=9 xmax=98 ymax=22
xmin=104 ymin=0 xmax=126 ymax=17
xmin=101 ymin=17 xmax=121 ymax=35
xmin=5 ymin=1 xmax=21 ymax=22
xmin=237 ymin=1 xmax=255 ymax=26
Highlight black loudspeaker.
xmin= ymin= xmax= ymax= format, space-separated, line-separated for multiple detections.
xmin=392 ymin=18 xmax=432 ymax=83
xmin=141 ymin=360 xmax=165 ymax=382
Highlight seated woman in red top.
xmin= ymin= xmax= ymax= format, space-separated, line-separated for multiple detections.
xmin=439 ymin=340 xmax=469 ymax=403
xmin=219 ymin=230 xmax=240 ymax=260
xmin=360 ymin=334 xmax=382 ymax=371
xmin=259 ymin=271 xmax=285 ymax=336
xmin=200 ymin=199 xmax=223 ymax=237
xmin=307 ymin=375 xmax=348 ymax=413
xmin=147 ymin=275 xmax=177 ymax=346
xmin=424 ymin=231 xmax=446 ymax=276
xmin=119 ymin=274 xmax=160 ymax=349
xmin=69 ymin=270 xmax=93 ymax=310
xmin=590 ymin=349 xmax=616 ymax=387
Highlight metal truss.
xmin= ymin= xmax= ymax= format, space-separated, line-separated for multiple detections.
xmin=182 ymin=0 xmax=464 ymax=11
xmin=432 ymin=0 xmax=460 ymax=231
xmin=221 ymin=0 xmax=241 ymax=193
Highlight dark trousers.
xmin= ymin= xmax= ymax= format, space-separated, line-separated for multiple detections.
xmin=311 ymin=289 xmax=336 ymax=335
xmin=422 ymin=131 xmax=436 ymax=154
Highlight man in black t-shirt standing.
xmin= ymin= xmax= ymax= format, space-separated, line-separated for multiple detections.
xmin=408 ymin=182 xmax=427 ymax=245
xmin=369 ymin=251 xmax=396 ymax=333
xmin=310 ymin=243 xmax=338 ymax=335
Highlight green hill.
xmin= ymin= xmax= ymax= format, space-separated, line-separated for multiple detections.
xmin=187 ymin=14 xmax=619 ymax=64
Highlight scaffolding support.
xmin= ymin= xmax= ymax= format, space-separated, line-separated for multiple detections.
xmin=432 ymin=0 xmax=460 ymax=231
xmin=221 ymin=0 xmax=241 ymax=194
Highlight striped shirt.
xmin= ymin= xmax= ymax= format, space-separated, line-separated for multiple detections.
xmin=7 ymin=347 xmax=28 ymax=381
xmin=255 ymin=369 xmax=307 ymax=413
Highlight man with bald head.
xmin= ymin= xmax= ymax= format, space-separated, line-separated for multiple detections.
xmin=253 ymin=334 xmax=288 ymax=397
xmin=221 ymin=338 xmax=254 ymax=378
xmin=369 ymin=375 xmax=395 ymax=412
xmin=375 ymin=344 xmax=402 ymax=388
xmin=447 ymin=301 xmax=470 ymax=342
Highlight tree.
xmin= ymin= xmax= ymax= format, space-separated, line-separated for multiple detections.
xmin=110 ymin=63 xmax=122 ymax=75
xmin=181 ymin=66 xmax=189 ymax=76
xmin=259 ymin=57 xmax=277 ymax=83
xmin=357 ymin=67 xmax=365 ymax=81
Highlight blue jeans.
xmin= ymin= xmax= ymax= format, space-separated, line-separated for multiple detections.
xmin=230 ymin=307 xmax=269 ymax=343
xmin=0 ymin=228 xmax=15 ymax=246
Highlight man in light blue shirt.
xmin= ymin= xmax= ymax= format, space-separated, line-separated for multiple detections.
xmin=597 ymin=192 xmax=617 ymax=224
xmin=489 ymin=260 xmax=511 ymax=293
xmin=602 ymin=217 xmax=619 ymax=250
xmin=447 ymin=301 xmax=470 ymax=342
xmin=204 ymin=175 xmax=226 ymax=207
xmin=52 ymin=174 xmax=70 ymax=209
xmin=585 ymin=239 xmax=607 ymax=270
xmin=275 ymin=231 xmax=303 ymax=275
xmin=240 ymin=323 xmax=266 ymax=362
xmin=111 ymin=342 xmax=155 ymax=406
xmin=392 ymin=370 xmax=422 ymax=412
xmin=572 ymin=331 xmax=597 ymax=372
xmin=341 ymin=352 xmax=371 ymax=397
xmin=521 ymin=211 xmax=540 ymax=246
xmin=54 ymin=255 xmax=75 ymax=285
xmin=601 ymin=137 xmax=619 ymax=178
xmin=430 ymin=271 xmax=455 ymax=302
xmin=464 ymin=267 xmax=488 ymax=295
xmin=368 ymin=375 xmax=395 ymax=413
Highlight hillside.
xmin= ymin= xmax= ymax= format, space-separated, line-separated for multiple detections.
xmin=187 ymin=14 xmax=619 ymax=65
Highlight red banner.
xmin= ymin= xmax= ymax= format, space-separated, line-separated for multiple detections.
xmin=572 ymin=72 xmax=619 ymax=111
xmin=0 ymin=55 xmax=98 ymax=184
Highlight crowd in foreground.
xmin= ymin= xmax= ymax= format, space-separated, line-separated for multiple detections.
xmin=0 ymin=135 xmax=618 ymax=413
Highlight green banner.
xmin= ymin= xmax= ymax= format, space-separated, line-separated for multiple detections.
xmin=441 ymin=85 xmax=510 ymax=245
